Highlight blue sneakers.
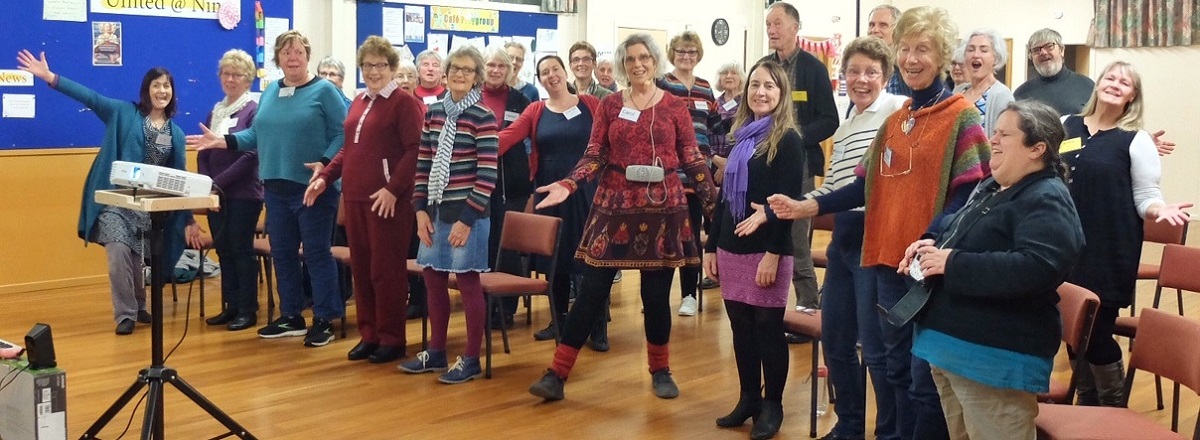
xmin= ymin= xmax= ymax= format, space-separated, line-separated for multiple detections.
xmin=398 ymin=350 xmax=448 ymax=373
xmin=438 ymin=356 xmax=482 ymax=384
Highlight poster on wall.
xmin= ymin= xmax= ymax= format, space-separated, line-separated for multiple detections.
xmin=427 ymin=33 xmax=449 ymax=55
xmin=92 ymin=21 xmax=122 ymax=66
xmin=382 ymin=7 xmax=405 ymax=45
xmin=429 ymin=6 xmax=499 ymax=33
xmin=89 ymin=0 xmax=220 ymax=19
xmin=404 ymin=5 xmax=425 ymax=43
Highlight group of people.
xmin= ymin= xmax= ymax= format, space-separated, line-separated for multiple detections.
xmin=16 ymin=2 xmax=1191 ymax=439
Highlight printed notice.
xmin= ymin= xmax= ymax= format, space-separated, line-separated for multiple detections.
xmin=44 ymin=0 xmax=87 ymax=22
xmin=404 ymin=5 xmax=425 ymax=43
xmin=382 ymin=7 xmax=405 ymax=46
xmin=92 ymin=21 xmax=122 ymax=66
xmin=263 ymin=17 xmax=291 ymax=81
xmin=3 ymin=94 xmax=36 ymax=118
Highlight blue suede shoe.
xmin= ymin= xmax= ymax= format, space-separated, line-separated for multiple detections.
xmin=438 ymin=356 xmax=482 ymax=384
xmin=398 ymin=350 xmax=448 ymax=374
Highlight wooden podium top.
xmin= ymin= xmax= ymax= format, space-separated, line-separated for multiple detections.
xmin=95 ymin=189 xmax=219 ymax=212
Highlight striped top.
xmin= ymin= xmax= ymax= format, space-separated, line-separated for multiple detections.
xmin=658 ymin=72 xmax=718 ymax=157
xmin=805 ymin=93 xmax=906 ymax=211
xmin=413 ymin=99 xmax=499 ymax=226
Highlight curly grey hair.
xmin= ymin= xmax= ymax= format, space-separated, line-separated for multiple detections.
xmin=613 ymin=33 xmax=667 ymax=85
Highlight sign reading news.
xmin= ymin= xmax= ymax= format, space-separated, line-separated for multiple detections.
xmin=90 ymin=0 xmax=224 ymax=20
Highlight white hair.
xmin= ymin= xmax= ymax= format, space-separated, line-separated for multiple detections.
xmin=967 ymin=28 xmax=1008 ymax=71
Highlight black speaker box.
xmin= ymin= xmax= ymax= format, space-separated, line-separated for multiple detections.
xmin=25 ymin=323 xmax=56 ymax=370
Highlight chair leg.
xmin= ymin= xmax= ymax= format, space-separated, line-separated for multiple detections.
xmin=198 ymin=250 xmax=207 ymax=318
xmin=171 ymin=278 xmax=178 ymax=303
xmin=1177 ymin=288 xmax=1185 ymax=316
xmin=341 ymin=317 xmax=347 ymax=339
xmin=485 ymin=296 xmax=494 ymax=379
xmin=264 ymin=257 xmax=275 ymax=322
xmin=525 ymin=294 xmax=533 ymax=325
xmin=809 ymin=339 xmax=819 ymax=438
xmin=1156 ymin=374 xmax=1165 ymax=410
xmin=421 ymin=312 xmax=428 ymax=351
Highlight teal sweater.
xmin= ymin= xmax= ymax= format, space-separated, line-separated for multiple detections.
xmin=54 ymin=76 xmax=189 ymax=266
xmin=231 ymin=77 xmax=347 ymax=185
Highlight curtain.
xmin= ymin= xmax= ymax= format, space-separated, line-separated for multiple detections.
xmin=1091 ymin=0 xmax=1200 ymax=47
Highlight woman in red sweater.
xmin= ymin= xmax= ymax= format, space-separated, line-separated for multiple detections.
xmin=305 ymin=36 xmax=424 ymax=364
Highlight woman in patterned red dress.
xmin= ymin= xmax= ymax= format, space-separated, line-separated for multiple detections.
xmin=527 ymin=33 xmax=717 ymax=402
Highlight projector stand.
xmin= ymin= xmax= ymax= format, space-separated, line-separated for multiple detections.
xmin=82 ymin=192 xmax=254 ymax=440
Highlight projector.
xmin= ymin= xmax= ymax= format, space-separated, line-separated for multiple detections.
xmin=110 ymin=161 xmax=213 ymax=197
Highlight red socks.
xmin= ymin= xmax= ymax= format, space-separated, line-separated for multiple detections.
xmin=647 ymin=342 xmax=670 ymax=373
xmin=550 ymin=344 xmax=580 ymax=379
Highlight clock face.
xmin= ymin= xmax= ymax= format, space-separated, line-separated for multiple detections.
xmin=712 ymin=18 xmax=730 ymax=46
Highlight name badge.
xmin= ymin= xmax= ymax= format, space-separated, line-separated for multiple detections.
xmin=722 ymin=99 xmax=738 ymax=111
xmin=563 ymin=105 xmax=582 ymax=120
xmin=618 ymin=107 xmax=641 ymax=122
xmin=695 ymin=101 xmax=709 ymax=111
xmin=227 ymin=117 xmax=238 ymax=128
xmin=504 ymin=111 xmax=519 ymax=122
xmin=1059 ymin=137 xmax=1083 ymax=154
xmin=423 ymin=95 xmax=438 ymax=105
xmin=831 ymin=148 xmax=845 ymax=162
xmin=279 ymin=86 xmax=296 ymax=98
xmin=155 ymin=134 xmax=172 ymax=146
xmin=791 ymin=90 xmax=808 ymax=102
xmin=883 ymin=147 xmax=893 ymax=167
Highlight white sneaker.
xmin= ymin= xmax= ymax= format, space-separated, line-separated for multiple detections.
xmin=678 ymin=295 xmax=698 ymax=316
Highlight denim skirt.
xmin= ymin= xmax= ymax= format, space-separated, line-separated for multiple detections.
xmin=416 ymin=217 xmax=491 ymax=273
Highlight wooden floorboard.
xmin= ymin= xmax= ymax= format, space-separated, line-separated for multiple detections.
xmin=1 ymin=232 xmax=1196 ymax=439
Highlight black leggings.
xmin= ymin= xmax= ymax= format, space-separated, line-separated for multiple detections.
xmin=725 ymin=300 xmax=789 ymax=400
xmin=561 ymin=265 xmax=675 ymax=349
xmin=679 ymin=192 xmax=704 ymax=299
xmin=1085 ymin=305 xmax=1123 ymax=365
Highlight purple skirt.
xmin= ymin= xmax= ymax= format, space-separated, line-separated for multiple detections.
xmin=717 ymin=250 xmax=794 ymax=308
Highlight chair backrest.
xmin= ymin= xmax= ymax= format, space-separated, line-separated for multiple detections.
xmin=808 ymin=213 xmax=835 ymax=243
xmin=336 ymin=197 xmax=346 ymax=227
xmin=1057 ymin=282 xmax=1101 ymax=353
xmin=1128 ymin=308 xmax=1200 ymax=396
xmin=1158 ymin=244 xmax=1200 ymax=293
xmin=498 ymin=211 xmax=562 ymax=258
xmin=1144 ymin=219 xmax=1187 ymax=245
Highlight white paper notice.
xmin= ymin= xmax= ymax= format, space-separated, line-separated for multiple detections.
xmin=535 ymin=28 xmax=559 ymax=53
xmin=450 ymin=35 xmax=468 ymax=53
xmin=487 ymin=36 xmax=511 ymax=49
xmin=263 ymin=17 xmax=290 ymax=82
xmin=427 ymin=33 xmax=448 ymax=55
xmin=3 ymin=94 xmax=36 ymax=118
xmin=44 ymin=0 xmax=87 ymax=22
xmin=404 ymin=5 xmax=425 ymax=43
xmin=0 ymin=70 xmax=35 ymax=86
xmin=382 ymin=7 xmax=405 ymax=45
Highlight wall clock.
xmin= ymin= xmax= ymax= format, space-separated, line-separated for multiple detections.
xmin=711 ymin=18 xmax=730 ymax=46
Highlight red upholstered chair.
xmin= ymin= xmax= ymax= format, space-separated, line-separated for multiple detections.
xmin=1038 ymin=282 xmax=1100 ymax=404
xmin=1130 ymin=219 xmax=1189 ymax=317
xmin=784 ymin=309 xmax=823 ymax=438
xmin=1035 ymin=308 xmax=1200 ymax=440
xmin=809 ymin=214 xmax=835 ymax=269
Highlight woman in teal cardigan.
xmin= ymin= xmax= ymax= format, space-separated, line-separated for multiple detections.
xmin=17 ymin=50 xmax=200 ymax=335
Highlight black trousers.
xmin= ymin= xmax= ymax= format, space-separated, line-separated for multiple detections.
xmin=209 ymin=198 xmax=262 ymax=313
xmin=560 ymin=265 xmax=675 ymax=349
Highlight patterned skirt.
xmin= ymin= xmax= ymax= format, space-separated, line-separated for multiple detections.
xmin=574 ymin=204 xmax=699 ymax=270
xmin=716 ymin=250 xmax=794 ymax=308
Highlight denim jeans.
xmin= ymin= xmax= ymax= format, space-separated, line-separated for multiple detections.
xmin=263 ymin=180 xmax=343 ymax=321
xmin=821 ymin=213 xmax=896 ymax=440
xmin=208 ymin=198 xmax=262 ymax=314
xmin=874 ymin=266 xmax=948 ymax=440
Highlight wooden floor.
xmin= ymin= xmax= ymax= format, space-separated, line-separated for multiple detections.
xmin=1 ymin=234 xmax=1197 ymax=439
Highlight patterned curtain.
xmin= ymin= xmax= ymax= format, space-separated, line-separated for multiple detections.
xmin=1091 ymin=0 xmax=1200 ymax=47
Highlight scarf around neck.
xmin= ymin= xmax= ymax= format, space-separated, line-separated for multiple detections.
xmin=724 ymin=115 xmax=773 ymax=221
xmin=209 ymin=93 xmax=252 ymax=135
xmin=428 ymin=86 xmax=483 ymax=203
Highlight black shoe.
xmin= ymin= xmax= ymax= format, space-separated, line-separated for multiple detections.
xmin=651 ymin=369 xmax=680 ymax=399
xmin=750 ymin=400 xmax=783 ymax=440
xmin=205 ymin=309 xmax=237 ymax=326
xmin=533 ymin=323 xmax=557 ymax=341
xmin=587 ymin=318 xmax=609 ymax=352
xmin=347 ymin=341 xmax=378 ymax=361
xmin=490 ymin=313 xmax=514 ymax=330
xmin=115 ymin=319 xmax=135 ymax=335
xmin=716 ymin=393 xmax=763 ymax=428
xmin=303 ymin=318 xmax=335 ymax=347
xmin=818 ymin=433 xmax=865 ymax=440
xmin=368 ymin=345 xmax=405 ymax=364
xmin=784 ymin=332 xmax=813 ymax=344
xmin=227 ymin=313 xmax=257 ymax=331
xmin=136 ymin=310 xmax=153 ymax=324
xmin=406 ymin=303 xmax=426 ymax=320
xmin=529 ymin=369 xmax=565 ymax=401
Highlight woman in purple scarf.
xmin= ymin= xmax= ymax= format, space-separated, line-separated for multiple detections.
xmin=703 ymin=59 xmax=807 ymax=440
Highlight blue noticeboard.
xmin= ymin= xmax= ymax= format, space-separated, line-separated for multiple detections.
xmin=0 ymin=1 xmax=293 ymax=149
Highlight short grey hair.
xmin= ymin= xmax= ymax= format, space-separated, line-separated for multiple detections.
xmin=967 ymin=28 xmax=1008 ymax=71
xmin=1026 ymin=28 xmax=1063 ymax=54
xmin=483 ymin=46 xmax=513 ymax=69
xmin=217 ymin=49 xmax=255 ymax=82
xmin=395 ymin=59 xmax=417 ymax=76
xmin=596 ymin=54 xmax=615 ymax=68
xmin=444 ymin=46 xmax=486 ymax=85
xmin=416 ymin=49 xmax=443 ymax=67
xmin=870 ymin=4 xmax=901 ymax=21
xmin=1002 ymin=100 xmax=1069 ymax=182
xmin=613 ymin=33 xmax=667 ymax=85
xmin=951 ymin=43 xmax=966 ymax=64
xmin=503 ymin=40 xmax=528 ymax=55
xmin=714 ymin=62 xmax=745 ymax=93
xmin=317 ymin=56 xmax=345 ymax=77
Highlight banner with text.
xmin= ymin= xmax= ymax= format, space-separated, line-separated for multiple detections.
xmin=90 ymin=0 xmax=222 ymax=20
xmin=429 ymin=6 xmax=499 ymax=33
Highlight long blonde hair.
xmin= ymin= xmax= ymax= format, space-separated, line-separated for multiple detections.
xmin=729 ymin=60 xmax=799 ymax=164
xmin=1079 ymin=61 xmax=1144 ymax=131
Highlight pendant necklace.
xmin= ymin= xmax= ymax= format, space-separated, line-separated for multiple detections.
xmin=902 ymin=89 xmax=947 ymax=135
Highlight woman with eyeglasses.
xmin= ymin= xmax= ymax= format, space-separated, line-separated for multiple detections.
xmin=658 ymin=30 xmax=719 ymax=317
xmin=767 ymin=7 xmax=990 ymax=439
xmin=398 ymin=46 xmax=499 ymax=385
xmin=528 ymin=33 xmax=717 ymax=402
xmin=304 ymin=36 xmax=424 ymax=365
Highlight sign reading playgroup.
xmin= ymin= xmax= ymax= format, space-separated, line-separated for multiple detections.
xmin=90 ymin=0 xmax=224 ymax=20
xmin=429 ymin=6 xmax=499 ymax=33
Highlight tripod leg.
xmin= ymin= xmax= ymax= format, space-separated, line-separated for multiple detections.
xmin=141 ymin=380 xmax=166 ymax=440
xmin=166 ymin=373 xmax=257 ymax=439
xmin=80 ymin=377 xmax=149 ymax=439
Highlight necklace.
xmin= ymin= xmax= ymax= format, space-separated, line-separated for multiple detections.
xmin=902 ymin=88 xmax=948 ymax=134
xmin=630 ymin=88 xmax=659 ymax=111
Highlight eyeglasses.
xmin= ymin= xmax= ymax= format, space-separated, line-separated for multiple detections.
xmin=878 ymin=144 xmax=914 ymax=177
xmin=361 ymin=62 xmax=390 ymax=72
xmin=395 ymin=73 xmax=415 ymax=80
xmin=220 ymin=72 xmax=247 ymax=80
xmin=624 ymin=54 xmax=654 ymax=65
xmin=1029 ymin=42 xmax=1058 ymax=55
xmin=846 ymin=68 xmax=882 ymax=80
xmin=318 ymin=71 xmax=343 ymax=79
xmin=673 ymin=49 xmax=699 ymax=57
xmin=570 ymin=56 xmax=594 ymax=64
xmin=448 ymin=64 xmax=476 ymax=76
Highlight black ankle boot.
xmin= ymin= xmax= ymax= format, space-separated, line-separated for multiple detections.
xmin=750 ymin=400 xmax=783 ymax=440
xmin=716 ymin=392 xmax=762 ymax=427
xmin=587 ymin=315 xmax=609 ymax=352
